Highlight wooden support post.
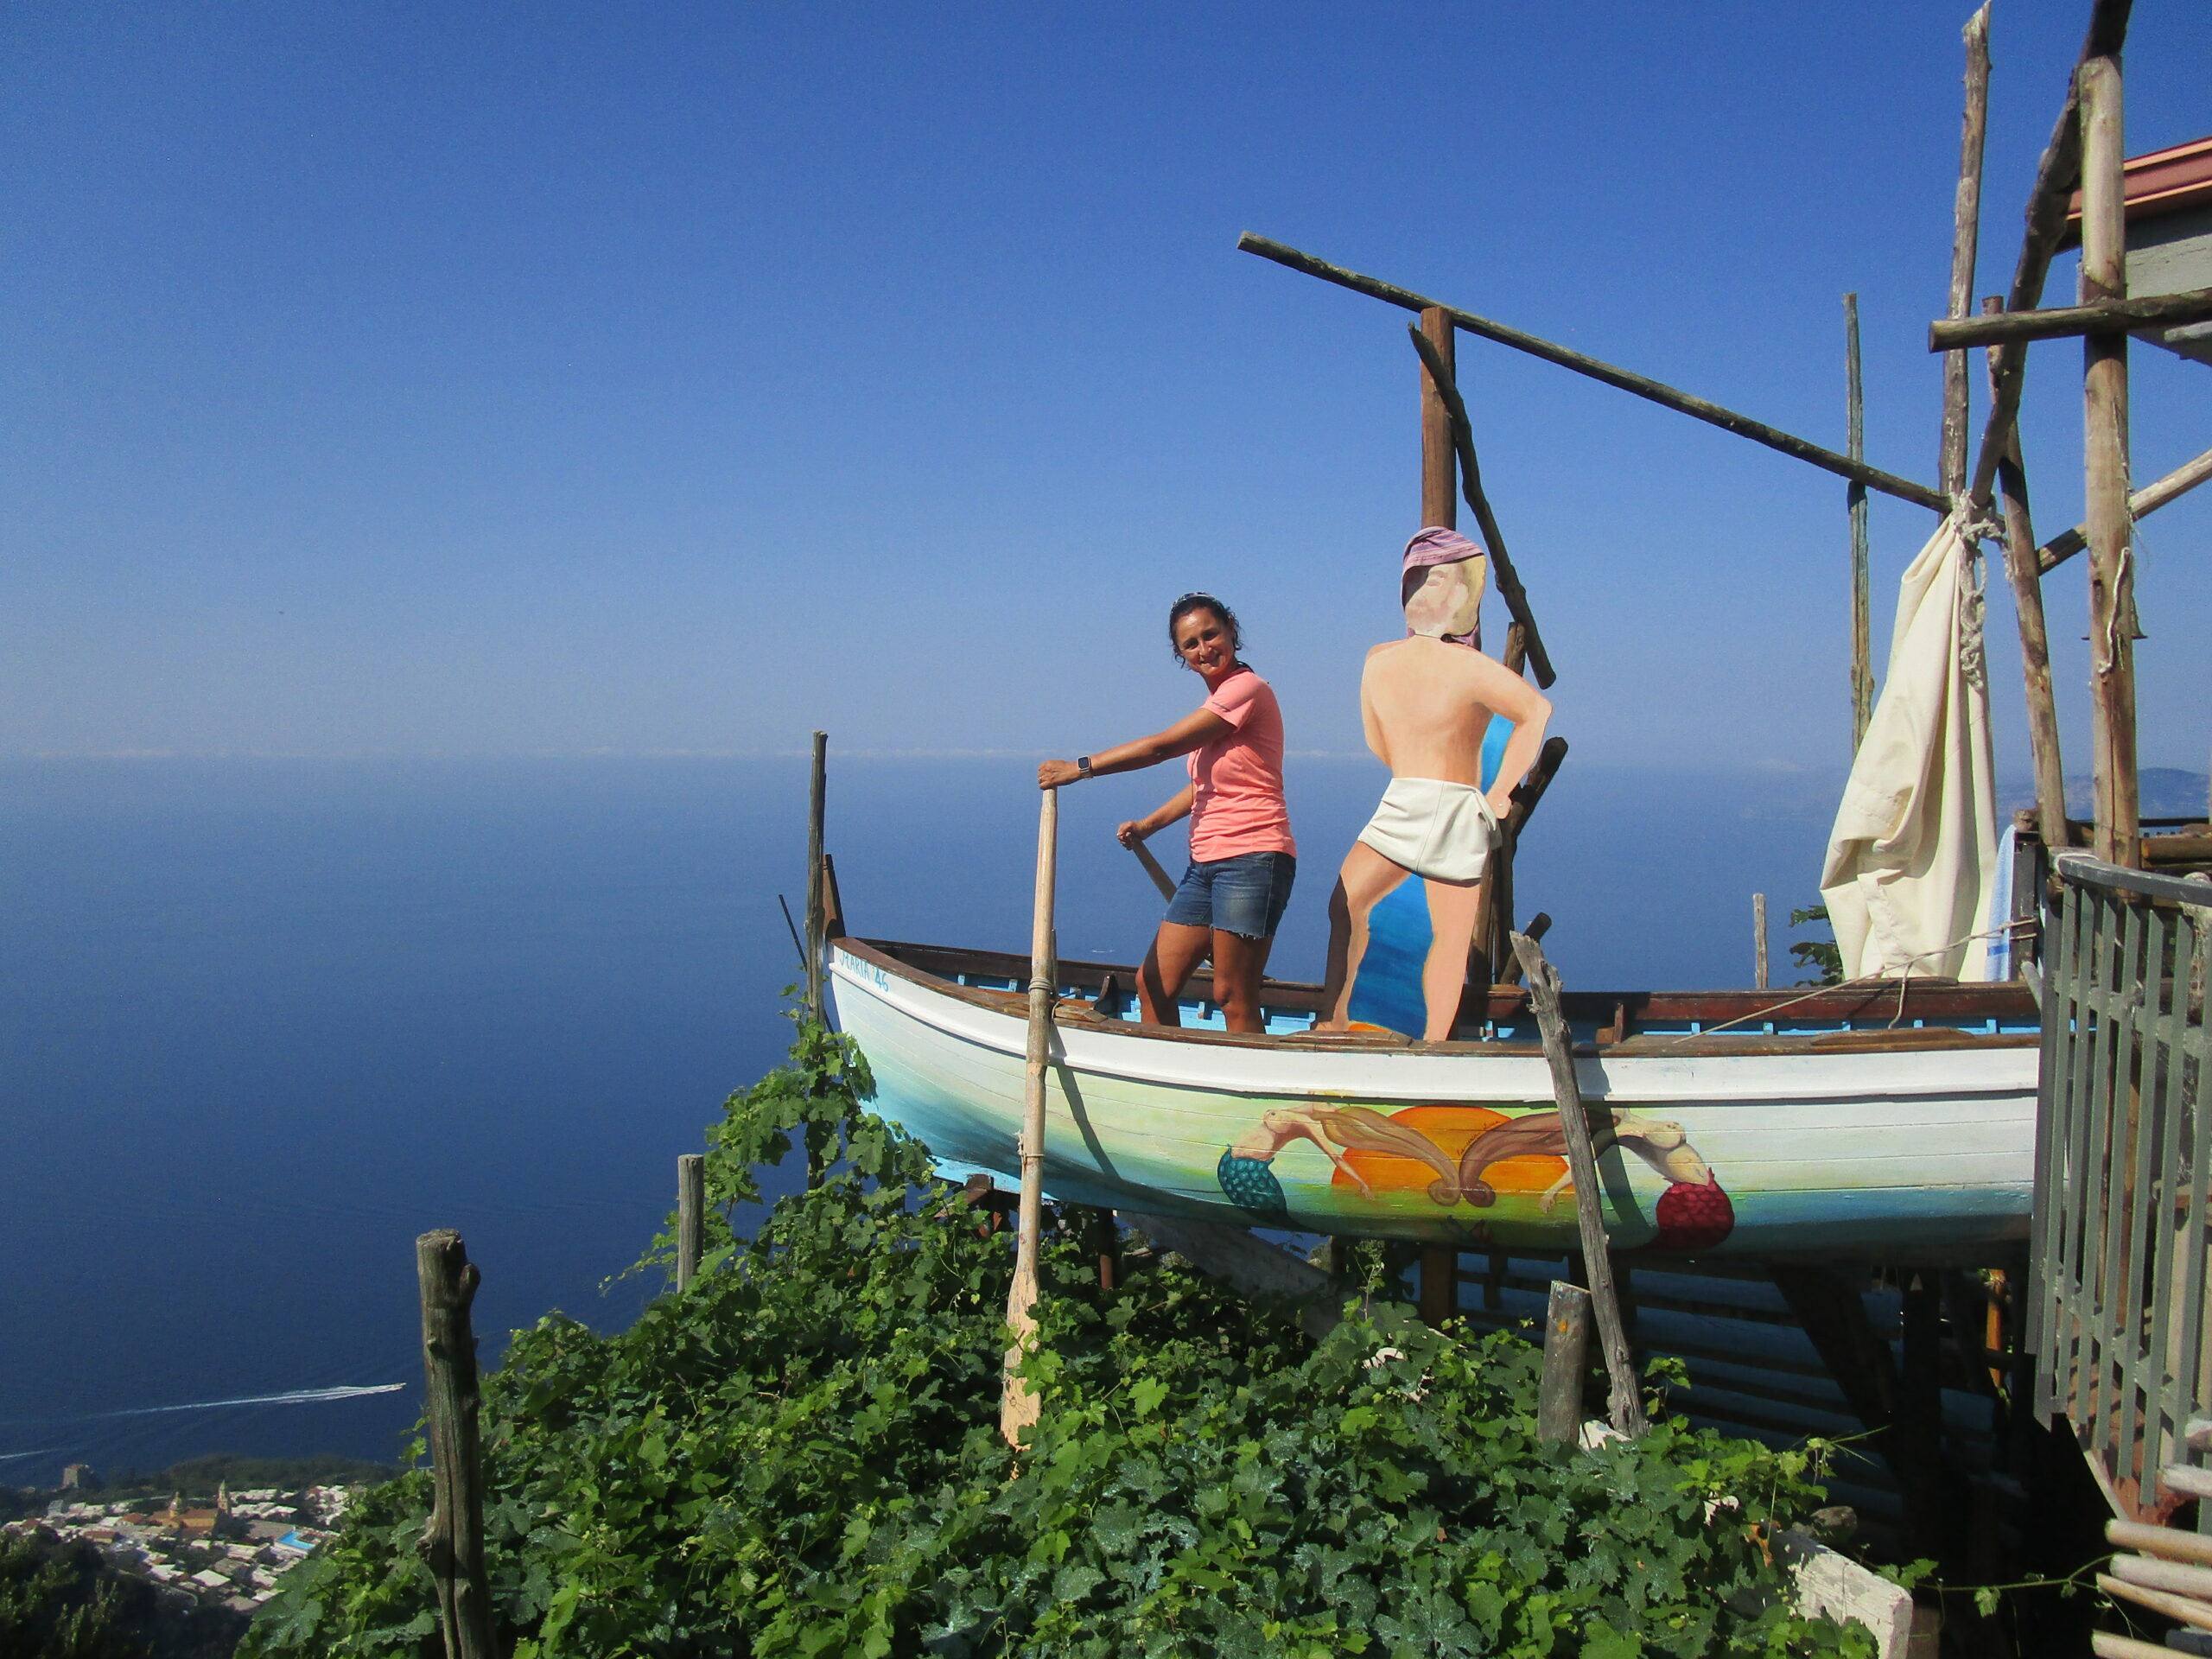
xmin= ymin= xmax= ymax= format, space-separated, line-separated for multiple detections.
xmin=1753 ymin=893 xmax=1769 ymax=990
xmin=1510 ymin=932 xmax=1646 ymax=1437
xmin=1844 ymin=294 xmax=1873 ymax=753
xmin=1406 ymin=324 xmax=1556 ymax=687
xmin=1984 ymin=296 xmax=2070 ymax=851
xmin=1470 ymin=736 xmax=1568 ymax=1008
xmin=415 ymin=1230 xmax=493 ymax=1659
xmin=805 ymin=730 xmax=827 ymax=1019
xmin=1941 ymin=4 xmax=1992 ymax=499
xmin=676 ymin=1154 xmax=704 ymax=1292
xmin=1899 ymin=1270 xmax=1948 ymax=1560
xmin=1964 ymin=0 xmax=2133 ymax=512
xmin=1418 ymin=1244 xmax=1456 ymax=1326
xmin=1770 ymin=1264 xmax=1897 ymax=1450
xmin=1537 ymin=1280 xmax=1592 ymax=1445
xmin=1089 ymin=1206 xmax=1119 ymax=1292
xmin=1000 ymin=786 xmax=1058 ymax=1446
xmin=2079 ymin=55 xmax=2139 ymax=869
xmin=1418 ymin=306 xmax=1457 ymax=530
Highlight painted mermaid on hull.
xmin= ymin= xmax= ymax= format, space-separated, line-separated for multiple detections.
xmin=1217 ymin=1105 xmax=1462 ymax=1217
xmin=1217 ymin=1101 xmax=1733 ymax=1251
xmin=1456 ymin=1108 xmax=1734 ymax=1252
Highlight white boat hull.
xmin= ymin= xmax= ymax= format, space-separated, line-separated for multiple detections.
xmin=830 ymin=942 xmax=2038 ymax=1262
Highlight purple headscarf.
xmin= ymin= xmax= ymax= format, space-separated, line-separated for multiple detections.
xmin=1402 ymin=526 xmax=1486 ymax=650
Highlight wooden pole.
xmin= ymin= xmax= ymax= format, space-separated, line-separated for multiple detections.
xmin=1237 ymin=233 xmax=1948 ymax=512
xmin=1406 ymin=323 xmax=1556 ymax=687
xmin=805 ymin=730 xmax=827 ymax=1020
xmin=1127 ymin=834 xmax=1178 ymax=901
xmin=415 ymin=1230 xmax=493 ymax=1659
xmin=1000 ymin=786 xmax=1058 ymax=1446
xmin=2079 ymin=54 xmax=2139 ymax=869
xmin=1964 ymin=0 xmax=2134 ymax=512
xmin=1753 ymin=893 xmax=1769 ymax=990
xmin=1844 ymin=294 xmax=1873 ymax=753
xmin=1932 ymin=285 xmax=2212 ymax=350
xmin=1087 ymin=1206 xmax=1118 ymax=1292
xmin=1509 ymin=932 xmax=1647 ymax=1437
xmin=1984 ymin=296 xmax=2070 ymax=851
xmin=1946 ymin=6 xmax=1999 ymax=498
xmin=1469 ymin=735 xmax=1568 ymax=1008
xmin=1418 ymin=306 xmax=1457 ymax=530
xmin=1941 ymin=3 xmax=1993 ymax=499
xmin=1537 ymin=1280 xmax=1593 ymax=1445
xmin=2039 ymin=442 xmax=2212 ymax=572
xmin=676 ymin=1154 xmax=704 ymax=1292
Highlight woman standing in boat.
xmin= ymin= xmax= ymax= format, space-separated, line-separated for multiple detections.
xmin=1038 ymin=593 xmax=1295 ymax=1033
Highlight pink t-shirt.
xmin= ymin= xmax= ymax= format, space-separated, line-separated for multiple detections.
xmin=1186 ymin=668 xmax=1296 ymax=862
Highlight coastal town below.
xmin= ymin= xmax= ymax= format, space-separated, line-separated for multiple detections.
xmin=2 ymin=1458 xmax=382 ymax=1639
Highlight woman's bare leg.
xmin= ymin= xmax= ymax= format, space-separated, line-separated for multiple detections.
xmin=1420 ymin=876 xmax=1485 ymax=1042
xmin=1138 ymin=921 xmax=1212 ymax=1027
xmin=1211 ymin=929 xmax=1269 ymax=1033
xmin=1319 ymin=843 xmax=1412 ymax=1027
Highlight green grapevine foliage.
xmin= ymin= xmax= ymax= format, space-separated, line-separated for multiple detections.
xmin=242 ymin=1010 xmax=1867 ymax=1657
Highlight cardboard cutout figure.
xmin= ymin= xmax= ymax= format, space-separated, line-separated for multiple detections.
xmin=1319 ymin=528 xmax=1552 ymax=1042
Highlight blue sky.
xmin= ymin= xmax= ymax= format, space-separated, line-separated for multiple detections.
xmin=4 ymin=1 xmax=2206 ymax=772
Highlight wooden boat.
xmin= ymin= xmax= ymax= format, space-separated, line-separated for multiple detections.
xmin=829 ymin=930 xmax=2041 ymax=1264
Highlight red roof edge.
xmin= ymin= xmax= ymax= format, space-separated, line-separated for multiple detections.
xmin=2059 ymin=134 xmax=2212 ymax=249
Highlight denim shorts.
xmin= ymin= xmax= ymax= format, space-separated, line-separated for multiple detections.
xmin=1164 ymin=850 xmax=1297 ymax=941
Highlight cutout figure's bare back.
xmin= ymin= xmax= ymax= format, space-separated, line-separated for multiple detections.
xmin=1360 ymin=636 xmax=1511 ymax=785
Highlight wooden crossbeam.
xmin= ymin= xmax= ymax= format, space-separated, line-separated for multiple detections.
xmin=1932 ymin=285 xmax=2212 ymax=350
xmin=1238 ymin=233 xmax=1948 ymax=512
xmin=2038 ymin=442 xmax=2212 ymax=572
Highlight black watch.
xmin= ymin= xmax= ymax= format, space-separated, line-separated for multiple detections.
xmin=1077 ymin=756 xmax=1095 ymax=779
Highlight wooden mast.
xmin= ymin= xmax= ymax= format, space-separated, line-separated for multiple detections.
xmin=1418 ymin=306 xmax=1457 ymax=531
xmin=2078 ymin=54 xmax=2139 ymax=868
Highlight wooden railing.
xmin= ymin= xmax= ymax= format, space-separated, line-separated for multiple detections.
xmin=2030 ymin=852 xmax=2212 ymax=1518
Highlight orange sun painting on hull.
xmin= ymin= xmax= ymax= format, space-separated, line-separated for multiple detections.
xmin=1333 ymin=1105 xmax=1564 ymax=1200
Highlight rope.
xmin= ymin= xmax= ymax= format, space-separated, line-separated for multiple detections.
xmin=1646 ymin=917 xmax=2037 ymax=1048
xmin=1954 ymin=503 xmax=1997 ymax=693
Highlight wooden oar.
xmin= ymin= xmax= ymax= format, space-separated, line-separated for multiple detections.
xmin=1000 ymin=786 xmax=1058 ymax=1446
xmin=1127 ymin=832 xmax=1177 ymax=901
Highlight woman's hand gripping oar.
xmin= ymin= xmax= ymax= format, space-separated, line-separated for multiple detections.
xmin=1119 ymin=821 xmax=1178 ymax=901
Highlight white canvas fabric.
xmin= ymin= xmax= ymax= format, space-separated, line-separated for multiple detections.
xmin=1819 ymin=514 xmax=2000 ymax=981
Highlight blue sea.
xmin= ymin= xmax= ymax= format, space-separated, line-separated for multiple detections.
xmin=0 ymin=753 xmax=1858 ymax=1483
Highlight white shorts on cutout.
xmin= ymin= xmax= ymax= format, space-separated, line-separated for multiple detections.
xmin=1356 ymin=777 xmax=1498 ymax=884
